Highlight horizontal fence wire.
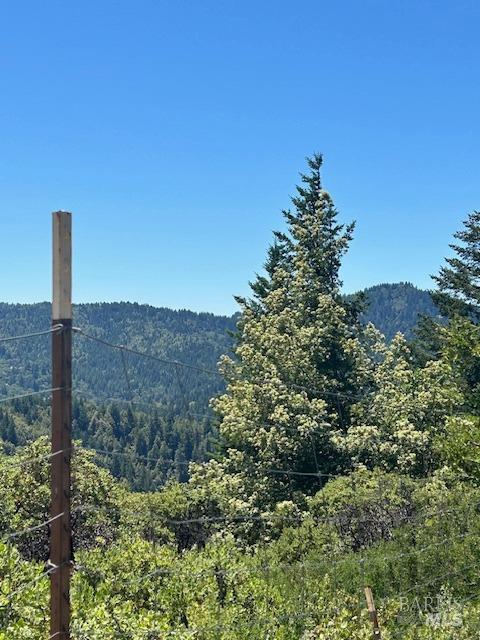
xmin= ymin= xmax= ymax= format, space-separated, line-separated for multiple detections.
xmin=74 ymin=324 xmax=419 ymax=404
xmin=1 ymin=447 xmax=69 ymax=469
xmin=4 ymin=496 xmax=473 ymax=553
xmin=4 ymin=512 xmax=65 ymax=543
xmin=2 ymin=562 xmax=64 ymax=603
xmin=0 ymin=320 xmax=477 ymax=638
xmin=92 ymin=558 xmax=480 ymax=638
xmin=0 ymin=387 xmax=66 ymax=405
xmin=96 ymin=527 xmax=478 ymax=588
xmin=1 ymin=503 xmax=91 ymax=546
xmin=385 ymin=558 xmax=480 ymax=607
xmin=73 ymin=327 xmax=221 ymax=377
xmin=73 ymin=493 xmax=480 ymax=543
xmin=0 ymin=324 xmax=63 ymax=345
xmin=81 ymin=442 xmax=344 ymax=475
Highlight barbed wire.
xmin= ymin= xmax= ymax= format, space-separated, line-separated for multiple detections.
xmin=4 ymin=523 xmax=479 ymax=631
xmin=4 ymin=511 xmax=65 ymax=542
xmin=81 ymin=440 xmax=344 ymax=475
xmin=167 ymin=558 xmax=480 ymax=640
xmin=73 ymin=325 xmax=407 ymax=406
xmin=73 ymin=493 xmax=480 ymax=546
xmin=1 ymin=503 xmax=93 ymax=545
xmin=386 ymin=556 xmax=480 ymax=602
xmin=80 ymin=522 xmax=479 ymax=590
xmin=63 ymin=523 xmax=480 ymax=640
xmin=78 ymin=403 xmax=350 ymax=473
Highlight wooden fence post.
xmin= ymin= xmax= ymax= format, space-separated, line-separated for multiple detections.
xmin=50 ymin=211 xmax=73 ymax=639
xmin=364 ymin=585 xmax=382 ymax=639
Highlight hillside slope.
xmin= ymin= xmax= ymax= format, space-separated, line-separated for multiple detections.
xmin=0 ymin=284 xmax=437 ymax=406
xmin=360 ymin=282 xmax=439 ymax=340
xmin=0 ymin=302 xmax=235 ymax=412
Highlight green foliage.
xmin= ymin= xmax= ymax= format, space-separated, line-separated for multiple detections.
xmin=439 ymin=316 xmax=480 ymax=411
xmin=191 ymin=155 xmax=376 ymax=521
xmin=434 ymin=414 xmax=480 ymax=481
xmin=357 ymin=282 xmax=440 ymax=341
xmin=0 ymin=438 xmax=125 ymax=561
xmin=0 ymin=301 xmax=235 ymax=412
xmin=416 ymin=211 xmax=480 ymax=383
xmin=0 ymin=542 xmax=50 ymax=639
xmin=308 ymin=469 xmax=417 ymax=551
xmin=335 ymin=334 xmax=461 ymax=475
xmin=432 ymin=210 xmax=480 ymax=322
xmin=2 ymin=157 xmax=480 ymax=638
xmin=4 ymin=437 xmax=480 ymax=637
xmin=121 ymin=481 xmax=222 ymax=550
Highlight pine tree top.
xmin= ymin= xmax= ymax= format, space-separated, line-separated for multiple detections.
xmin=432 ymin=210 xmax=480 ymax=322
xmin=245 ymin=154 xmax=357 ymax=317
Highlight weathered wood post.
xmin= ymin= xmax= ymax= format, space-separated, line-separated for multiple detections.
xmin=364 ymin=586 xmax=382 ymax=639
xmin=50 ymin=211 xmax=72 ymax=639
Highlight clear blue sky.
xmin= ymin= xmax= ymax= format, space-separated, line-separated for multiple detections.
xmin=0 ymin=1 xmax=478 ymax=315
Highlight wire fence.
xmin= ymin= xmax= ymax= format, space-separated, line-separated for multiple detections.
xmin=0 ymin=322 xmax=479 ymax=638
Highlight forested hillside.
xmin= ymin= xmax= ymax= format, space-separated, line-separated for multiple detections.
xmin=359 ymin=282 xmax=440 ymax=340
xmin=0 ymin=283 xmax=435 ymax=404
xmin=2 ymin=156 xmax=480 ymax=638
xmin=0 ymin=301 xmax=235 ymax=410
xmin=0 ymin=286 xmax=440 ymax=488
xmin=2 ymin=154 xmax=480 ymax=639
xmin=0 ymin=304 xmax=235 ymax=489
xmin=0 ymin=395 xmax=214 ymax=491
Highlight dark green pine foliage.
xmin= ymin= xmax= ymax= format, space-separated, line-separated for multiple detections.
xmin=358 ymin=283 xmax=440 ymax=341
xmin=285 ymin=154 xmax=366 ymax=425
xmin=414 ymin=211 xmax=480 ymax=364
xmin=0 ymin=411 xmax=18 ymax=445
xmin=288 ymin=154 xmax=355 ymax=299
xmin=0 ymin=396 xmax=216 ymax=491
xmin=69 ymin=398 xmax=216 ymax=491
xmin=432 ymin=211 xmax=480 ymax=322
xmin=242 ymin=232 xmax=293 ymax=312
xmin=244 ymin=154 xmax=363 ymax=321
xmin=288 ymin=154 xmax=365 ymax=332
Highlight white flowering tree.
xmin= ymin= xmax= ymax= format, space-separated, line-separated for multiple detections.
xmin=191 ymin=155 xmax=375 ymax=520
xmin=334 ymin=333 xmax=462 ymax=474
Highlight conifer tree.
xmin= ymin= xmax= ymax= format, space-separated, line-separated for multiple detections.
xmin=192 ymin=155 xmax=374 ymax=522
xmin=432 ymin=211 xmax=480 ymax=321
xmin=415 ymin=211 xmax=480 ymax=366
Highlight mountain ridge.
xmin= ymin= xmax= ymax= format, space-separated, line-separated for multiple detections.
xmin=358 ymin=281 xmax=439 ymax=340
xmin=0 ymin=282 xmax=437 ymax=407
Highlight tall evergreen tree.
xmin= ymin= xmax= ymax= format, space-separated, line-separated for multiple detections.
xmin=414 ymin=211 xmax=480 ymax=365
xmin=192 ymin=155 xmax=374 ymax=523
xmin=432 ymin=210 xmax=480 ymax=321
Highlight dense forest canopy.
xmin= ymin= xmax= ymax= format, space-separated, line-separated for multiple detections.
xmin=0 ymin=283 xmax=437 ymax=402
xmin=357 ymin=282 xmax=440 ymax=340
xmin=0 ymin=285 xmax=439 ymax=488
xmin=0 ymin=301 xmax=235 ymax=407
xmin=2 ymin=157 xmax=480 ymax=638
